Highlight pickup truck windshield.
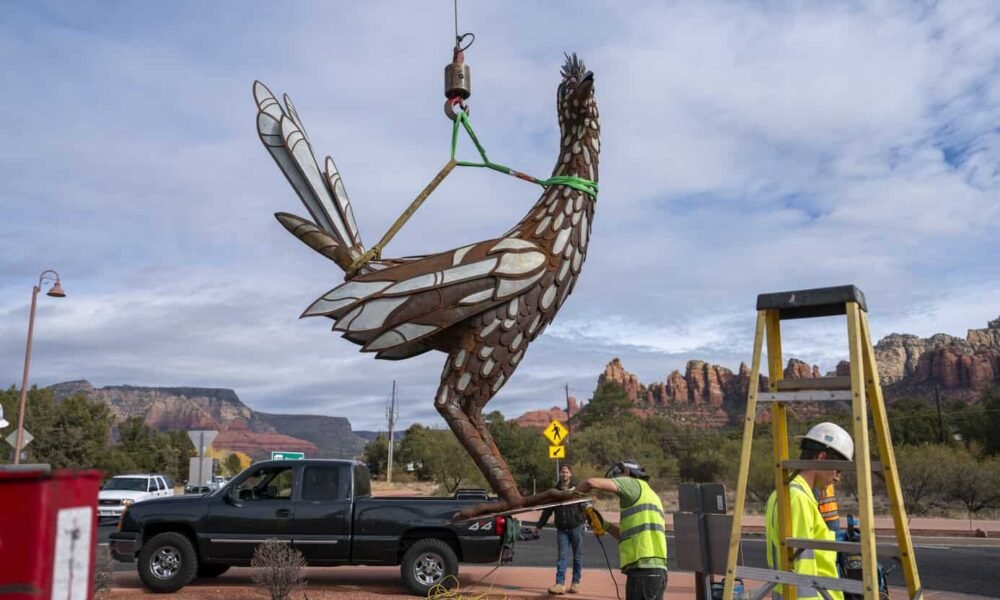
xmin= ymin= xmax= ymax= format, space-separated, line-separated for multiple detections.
xmin=103 ymin=478 xmax=149 ymax=492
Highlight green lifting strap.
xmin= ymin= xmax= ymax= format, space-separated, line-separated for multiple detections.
xmin=348 ymin=109 xmax=597 ymax=275
xmin=450 ymin=110 xmax=599 ymax=199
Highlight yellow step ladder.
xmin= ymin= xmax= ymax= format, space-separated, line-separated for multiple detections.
xmin=722 ymin=285 xmax=922 ymax=600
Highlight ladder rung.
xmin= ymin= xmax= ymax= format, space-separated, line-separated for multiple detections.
xmin=775 ymin=376 xmax=852 ymax=391
xmin=782 ymin=459 xmax=883 ymax=473
xmin=763 ymin=390 xmax=853 ymax=402
xmin=735 ymin=566 xmax=864 ymax=595
xmin=786 ymin=537 xmax=899 ymax=558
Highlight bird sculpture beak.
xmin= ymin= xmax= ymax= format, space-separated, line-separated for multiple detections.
xmin=576 ymin=72 xmax=594 ymax=99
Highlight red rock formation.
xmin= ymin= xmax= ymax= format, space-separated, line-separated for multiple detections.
xmin=598 ymin=358 xmax=645 ymax=403
xmin=215 ymin=419 xmax=318 ymax=459
xmin=514 ymin=397 xmax=580 ymax=429
xmin=915 ymin=347 xmax=998 ymax=391
xmin=784 ymin=358 xmax=821 ymax=379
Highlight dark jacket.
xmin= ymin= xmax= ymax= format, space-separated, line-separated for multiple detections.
xmin=535 ymin=480 xmax=587 ymax=530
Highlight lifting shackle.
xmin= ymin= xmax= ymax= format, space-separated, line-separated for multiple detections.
xmin=444 ymin=33 xmax=474 ymax=120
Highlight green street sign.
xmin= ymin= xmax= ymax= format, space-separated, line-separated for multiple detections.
xmin=271 ymin=451 xmax=305 ymax=460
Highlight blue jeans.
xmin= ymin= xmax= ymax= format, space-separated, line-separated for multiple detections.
xmin=556 ymin=525 xmax=584 ymax=584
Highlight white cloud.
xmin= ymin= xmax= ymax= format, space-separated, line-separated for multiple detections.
xmin=1 ymin=1 xmax=997 ymax=430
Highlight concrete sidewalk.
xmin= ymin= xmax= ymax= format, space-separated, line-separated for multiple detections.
xmin=110 ymin=566 xmax=994 ymax=599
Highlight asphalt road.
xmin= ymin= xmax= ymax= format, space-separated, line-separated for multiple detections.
xmin=98 ymin=524 xmax=1000 ymax=596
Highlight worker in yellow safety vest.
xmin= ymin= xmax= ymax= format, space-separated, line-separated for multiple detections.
xmin=578 ymin=461 xmax=668 ymax=600
xmin=765 ymin=422 xmax=854 ymax=600
xmin=816 ymin=480 xmax=841 ymax=533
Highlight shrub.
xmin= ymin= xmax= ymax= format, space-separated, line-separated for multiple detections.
xmin=251 ymin=539 xmax=306 ymax=600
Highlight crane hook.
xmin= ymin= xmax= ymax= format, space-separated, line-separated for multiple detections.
xmin=444 ymin=32 xmax=474 ymax=121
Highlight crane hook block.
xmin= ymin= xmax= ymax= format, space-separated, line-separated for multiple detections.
xmin=444 ymin=46 xmax=471 ymax=101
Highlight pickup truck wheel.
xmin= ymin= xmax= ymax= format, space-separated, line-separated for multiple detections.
xmin=137 ymin=532 xmax=198 ymax=593
xmin=195 ymin=563 xmax=230 ymax=578
xmin=400 ymin=539 xmax=458 ymax=596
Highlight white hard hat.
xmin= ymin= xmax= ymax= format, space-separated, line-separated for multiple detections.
xmin=801 ymin=422 xmax=854 ymax=462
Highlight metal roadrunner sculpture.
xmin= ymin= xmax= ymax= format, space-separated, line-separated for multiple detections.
xmin=253 ymin=55 xmax=599 ymax=517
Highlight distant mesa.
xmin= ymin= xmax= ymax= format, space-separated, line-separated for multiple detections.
xmin=48 ymin=382 xmax=367 ymax=459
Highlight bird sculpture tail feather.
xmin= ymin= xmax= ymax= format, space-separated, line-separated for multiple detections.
xmin=254 ymin=81 xmax=365 ymax=270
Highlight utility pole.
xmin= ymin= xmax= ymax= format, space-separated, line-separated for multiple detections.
xmin=386 ymin=381 xmax=398 ymax=482
xmin=565 ymin=383 xmax=572 ymax=437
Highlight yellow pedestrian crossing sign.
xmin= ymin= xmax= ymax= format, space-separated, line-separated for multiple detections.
xmin=549 ymin=445 xmax=565 ymax=459
xmin=544 ymin=419 xmax=568 ymax=445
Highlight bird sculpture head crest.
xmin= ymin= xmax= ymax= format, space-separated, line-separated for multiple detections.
xmin=557 ymin=53 xmax=596 ymax=128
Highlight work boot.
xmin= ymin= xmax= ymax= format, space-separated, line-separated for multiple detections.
xmin=569 ymin=583 xmax=580 ymax=593
xmin=548 ymin=584 xmax=566 ymax=594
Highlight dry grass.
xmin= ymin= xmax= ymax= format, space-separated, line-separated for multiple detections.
xmin=371 ymin=480 xmax=439 ymax=496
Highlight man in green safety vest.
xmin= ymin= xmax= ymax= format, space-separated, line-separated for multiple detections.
xmin=578 ymin=460 xmax=667 ymax=600
xmin=766 ymin=422 xmax=855 ymax=600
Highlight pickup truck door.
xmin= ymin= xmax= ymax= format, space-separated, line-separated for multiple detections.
xmin=291 ymin=465 xmax=351 ymax=563
xmin=202 ymin=464 xmax=296 ymax=561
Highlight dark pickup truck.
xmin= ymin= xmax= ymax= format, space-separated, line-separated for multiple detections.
xmin=110 ymin=459 xmax=512 ymax=595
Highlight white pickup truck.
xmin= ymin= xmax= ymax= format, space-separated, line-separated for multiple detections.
xmin=98 ymin=474 xmax=174 ymax=520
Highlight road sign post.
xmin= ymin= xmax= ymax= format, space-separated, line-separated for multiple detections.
xmin=187 ymin=430 xmax=218 ymax=489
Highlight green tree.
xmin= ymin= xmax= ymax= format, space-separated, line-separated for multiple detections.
xmin=948 ymin=452 xmax=1000 ymax=530
xmin=978 ymin=387 xmax=1000 ymax=455
xmin=577 ymin=382 xmax=634 ymax=428
xmin=485 ymin=411 xmax=551 ymax=493
xmin=396 ymin=424 xmax=484 ymax=493
xmin=224 ymin=452 xmax=244 ymax=476
xmin=111 ymin=417 xmax=194 ymax=483
xmin=0 ymin=387 xmax=114 ymax=468
xmin=889 ymin=397 xmax=943 ymax=445
xmin=362 ymin=434 xmax=389 ymax=478
xmin=572 ymin=417 xmax=676 ymax=485
xmin=895 ymin=444 xmax=953 ymax=516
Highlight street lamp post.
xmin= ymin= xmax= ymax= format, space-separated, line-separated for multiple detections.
xmin=13 ymin=270 xmax=66 ymax=465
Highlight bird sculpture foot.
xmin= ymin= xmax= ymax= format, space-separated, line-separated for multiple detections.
xmin=454 ymin=489 xmax=582 ymax=521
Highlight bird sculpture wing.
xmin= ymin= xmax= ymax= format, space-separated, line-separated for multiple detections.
xmin=301 ymin=237 xmax=548 ymax=360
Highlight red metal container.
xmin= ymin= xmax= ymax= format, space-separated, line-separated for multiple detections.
xmin=0 ymin=468 xmax=102 ymax=599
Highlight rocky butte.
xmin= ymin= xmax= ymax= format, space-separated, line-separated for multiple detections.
xmin=514 ymin=316 xmax=1000 ymax=429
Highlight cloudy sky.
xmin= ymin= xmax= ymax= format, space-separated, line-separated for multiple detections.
xmin=1 ymin=1 xmax=997 ymax=431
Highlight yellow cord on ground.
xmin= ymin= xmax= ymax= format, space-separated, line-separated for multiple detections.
xmin=428 ymin=552 xmax=507 ymax=600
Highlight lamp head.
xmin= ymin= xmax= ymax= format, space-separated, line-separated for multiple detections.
xmin=46 ymin=281 xmax=65 ymax=298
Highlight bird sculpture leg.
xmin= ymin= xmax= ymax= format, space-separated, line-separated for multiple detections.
xmin=436 ymin=380 xmax=522 ymax=517
xmin=437 ymin=345 xmax=580 ymax=520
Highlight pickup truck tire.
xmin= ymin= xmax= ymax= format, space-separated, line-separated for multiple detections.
xmin=195 ymin=563 xmax=230 ymax=578
xmin=400 ymin=538 xmax=458 ymax=596
xmin=137 ymin=532 xmax=198 ymax=593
